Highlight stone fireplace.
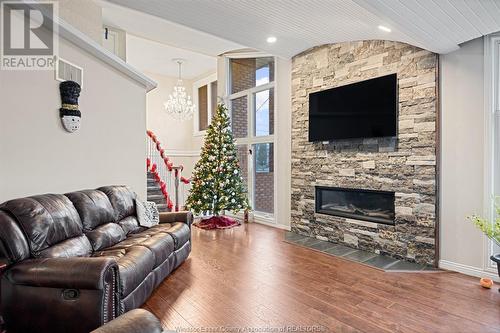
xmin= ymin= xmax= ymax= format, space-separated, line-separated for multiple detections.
xmin=291 ymin=40 xmax=438 ymax=265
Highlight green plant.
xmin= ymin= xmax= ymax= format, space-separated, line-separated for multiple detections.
xmin=468 ymin=198 xmax=500 ymax=247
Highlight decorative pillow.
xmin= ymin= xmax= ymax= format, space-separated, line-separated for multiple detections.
xmin=136 ymin=199 xmax=159 ymax=228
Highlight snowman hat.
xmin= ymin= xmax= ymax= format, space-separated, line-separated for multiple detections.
xmin=59 ymin=80 xmax=81 ymax=118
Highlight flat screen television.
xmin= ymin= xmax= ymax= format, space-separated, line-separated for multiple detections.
xmin=308 ymin=73 xmax=397 ymax=141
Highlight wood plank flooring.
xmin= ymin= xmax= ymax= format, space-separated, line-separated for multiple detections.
xmin=144 ymin=223 xmax=500 ymax=333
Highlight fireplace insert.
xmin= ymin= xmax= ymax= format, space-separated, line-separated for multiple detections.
xmin=315 ymin=186 xmax=395 ymax=225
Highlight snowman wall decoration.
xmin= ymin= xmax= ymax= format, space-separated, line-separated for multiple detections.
xmin=59 ymin=80 xmax=81 ymax=133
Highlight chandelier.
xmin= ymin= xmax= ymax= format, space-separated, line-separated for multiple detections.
xmin=164 ymin=59 xmax=195 ymax=121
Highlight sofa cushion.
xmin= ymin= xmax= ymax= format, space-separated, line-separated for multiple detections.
xmin=108 ymin=233 xmax=175 ymax=268
xmin=37 ymin=235 xmax=92 ymax=258
xmin=149 ymin=223 xmax=190 ymax=250
xmin=118 ymin=216 xmax=142 ymax=236
xmin=86 ymin=223 xmax=126 ymax=251
xmin=93 ymin=246 xmax=154 ymax=297
xmin=98 ymin=186 xmax=136 ymax=221
xmin=65 ymin=190 xmax=115 ymax=231
xmin=0 ymin=194 xmax=83 ymax=255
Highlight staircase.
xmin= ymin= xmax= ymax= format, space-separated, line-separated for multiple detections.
xmin=147 ymin=171 xmax=169 ymax=212
xmin=146 ymin=130 xmax=191 ymax=212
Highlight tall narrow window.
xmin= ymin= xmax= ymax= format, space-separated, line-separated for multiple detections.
xmin=228 ymin=57 xmax=275 ymax=220
xmin=198 ymin=85 xmax=208 ymax=131
xmin=193 ymin=74 xmax=217 ymax=134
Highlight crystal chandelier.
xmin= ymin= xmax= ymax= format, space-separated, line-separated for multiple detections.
xmin=164 ymin=59 xmax=195 ymax=121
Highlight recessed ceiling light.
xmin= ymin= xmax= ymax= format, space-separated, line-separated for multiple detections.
xmin=266 ymin=36 xmax=277 ymax=44
xmin=378 ymin=25 xmax=391 ymax=33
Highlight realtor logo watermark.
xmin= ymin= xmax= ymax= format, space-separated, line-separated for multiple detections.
xmin=1 ymin=1 xmax=58 ymax=70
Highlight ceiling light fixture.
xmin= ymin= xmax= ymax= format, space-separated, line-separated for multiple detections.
xmin=378 ymin=25 xmax=391 ymax=33
xmin=164 ymin=58 xmax=195 ymax=121
xmin=266 ymin=36 xmax=277 ymax=44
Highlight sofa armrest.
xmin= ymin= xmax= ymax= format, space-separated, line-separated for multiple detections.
xmin=5 ymin=257 xmax=118 ymax=290
xmin=159 ymin=211 xmax=193 ymax=227
xmin=91 ymin=309 xmax=163 ymax=333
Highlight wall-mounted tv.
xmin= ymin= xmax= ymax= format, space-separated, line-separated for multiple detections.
xmin=308 ymin=73 xmax=397 ymax=141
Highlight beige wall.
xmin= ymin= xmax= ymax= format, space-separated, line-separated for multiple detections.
xmin=57 ymin=0 xmax=103 ymax=44
xmin=145 ymin=72 xmax=200 ymax=178
xmin=0 ymin=37 xmax=147 ymax=201
xmin=439 ymin=37 xmax=496 ymax=278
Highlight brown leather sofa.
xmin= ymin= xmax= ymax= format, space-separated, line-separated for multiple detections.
xmin=0 ymin=186 xmax=192 ymax=333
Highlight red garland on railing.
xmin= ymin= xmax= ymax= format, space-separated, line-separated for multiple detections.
xmin=147 ymin=160 xmax=171 ymax=206
xmin=147 ymin=129 xmax=190 ymax=210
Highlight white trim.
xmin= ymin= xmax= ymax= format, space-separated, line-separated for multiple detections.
xmin=25 ymin=2 xmax=157 ymax=92
xmin=164 ymin=149 xmax=200 ymax=157
xmin=439 ymin=260 xmax=499 ymax=282
xmin=484 ymin=33 xmax=500 ymax=273
xmin=255 ymin=219 xmax=290 ymax=231
xmin=223 ymin=51 xmax=272 ymax=59
xmin=226 ymin=56 xmax=276 ymax=219
xmin=228 ymin=82 xmax=275 ymax=100
xmin=192 ymin=72 xmax=217 ymax=136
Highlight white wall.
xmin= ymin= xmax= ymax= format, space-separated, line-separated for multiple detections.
xmin=145 ymin=72 xmax=200 ymax=178
xmin=440 ymin=37 xmax=498 ymax=280
xmin=57 ymin=0 xmax=103 ymax=44
xmin=0 ymin=37 xmax=147 ymax=201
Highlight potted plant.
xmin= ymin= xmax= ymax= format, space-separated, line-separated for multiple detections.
xmin=468 ymin=200 xmax=500 ymax=281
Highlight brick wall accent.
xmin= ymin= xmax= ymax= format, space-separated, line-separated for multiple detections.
xmin=254 ymin=143 xmax=274 ymax=213
xmin=291 ymin=40 xmax=438 ymax=265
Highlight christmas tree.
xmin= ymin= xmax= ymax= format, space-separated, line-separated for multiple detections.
xmin=186 ymin=104 xmax=250 ymax=228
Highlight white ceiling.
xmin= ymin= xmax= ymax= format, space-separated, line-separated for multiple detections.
xmin=99 ymin=0 xmax=243 ymax=57
xmin=126 ymin=34 xmax=217 ymax=79
xmin=105 ymin=0 xmax=500 ymax=58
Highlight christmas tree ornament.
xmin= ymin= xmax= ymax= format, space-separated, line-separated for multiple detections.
xmin=187 ymin=103 xmax=250 ymax=230
xmin=59 ymin=80 xmax=81 ymax=133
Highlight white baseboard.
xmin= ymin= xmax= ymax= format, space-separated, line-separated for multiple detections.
xmin=253 ymin=219 xmax=291 ymax=231
xmin=439 ymin=260 xmax=499 ymax=282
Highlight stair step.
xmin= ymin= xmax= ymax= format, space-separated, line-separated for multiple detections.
xmin=147 ymin=196 xmax=166 ymax=203
xmin=156 ymin=203 xmax=169 ymax=212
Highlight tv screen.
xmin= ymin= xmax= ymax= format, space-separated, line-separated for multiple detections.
xmin=308 ymin=73 xmax=397 ymax=141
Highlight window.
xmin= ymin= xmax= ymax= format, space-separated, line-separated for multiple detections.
xmin=198 ymin=85 xmax=208 ymax=131
xmin=193 ymin=74 xmax=217 ymax=134
xmin=230 ymin=57 xmax=274 ymax=94
xmin=228 ymin=56 xmax=275 ymax=219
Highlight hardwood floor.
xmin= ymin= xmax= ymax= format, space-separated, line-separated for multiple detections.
xmin=144 ymin=223 xmax=500 ymax=333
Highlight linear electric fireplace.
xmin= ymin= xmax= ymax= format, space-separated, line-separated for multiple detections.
xmin=315 ymin=186 xmax=395 ymax=225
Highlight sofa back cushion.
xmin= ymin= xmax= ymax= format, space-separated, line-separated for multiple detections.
xmin=0 ymin=210 xmax=30 ymax=264
xmin=0 ymin=194 xmax=83 ymax=256
xmin=98 ymin=186 xmax=136 ymax=221
xmin=118 ymin=216 xmax=142 ymax=235
xmin=37 ymin=235 xmax=93 ymax=258
xmin=85 ymin=223 xmax=126 ymax=251
xmin=65 ymin=190 xmax=115 ymax=231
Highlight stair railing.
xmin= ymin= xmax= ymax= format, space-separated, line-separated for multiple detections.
xmin=146 ymin=130 xmax=190 ymax=211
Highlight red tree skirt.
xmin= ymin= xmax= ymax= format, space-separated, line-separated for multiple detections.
xmin=193 ymin=215 xmax=240 ymax=230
